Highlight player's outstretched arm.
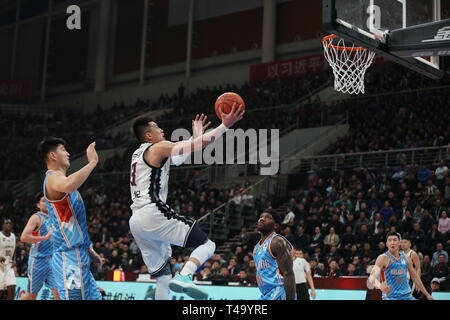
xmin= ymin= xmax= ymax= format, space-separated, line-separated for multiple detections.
xmin=406 ymin=256 xmax=433 ymax=300
xmin=154 ymin=104 xmax=244 ymax=160
xmin=170 ymin=114 xmax=211 ymax=166
xmin=47 ymin=142 xmax=98 ymax=194
xmin=369 ymin=255 xmax=390 ymax=293
xmin=271 ymin=237 xmax=296 ymax=300
xmin=20 ymin=215 xmax=51 ymax=244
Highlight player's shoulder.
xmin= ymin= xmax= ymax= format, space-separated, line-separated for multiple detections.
xmin=142 ymin=140 xmax=174 ymax=156
xmin=46 ymin=170 xmax=65 ymax=180
xmin=30 ymin=212 xmax=43 ymax=221
xmin=376 ymin=252 xmax=390 ymax=263
xmin=270 ymin=234 xmax=292 ymax=250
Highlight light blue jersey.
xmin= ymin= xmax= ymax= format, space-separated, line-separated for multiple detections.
xmin=29 ymin=212 xmax=53 ymax=258
xmin=43 ymin=171 xmax=91 ymax=252
xmin=253 ymin=232 xmax=292 ymax=300
xmin=27 ymin=211 xmax=57 ymax=295
xmin=382 ymin=251 xmax=415 ymax=300
xmin=43 ymin=171 xmax=100 ymax=300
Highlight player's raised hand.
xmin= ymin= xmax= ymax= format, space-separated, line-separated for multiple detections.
xmin=192 ymin=113 xmax=211 ymax=138
xmin=86 ymin=142 xmax=99 ymax=164
xmin=221 ymin=102 xmax=245 ymax=128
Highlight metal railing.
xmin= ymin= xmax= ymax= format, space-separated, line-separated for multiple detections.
xmin=280 ymin=146 xmax=449 ymax=173
xmin=196 ymin=176 xmax=272 ymax=239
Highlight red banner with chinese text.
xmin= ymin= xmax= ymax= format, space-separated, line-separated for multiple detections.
xmin=0 ymin=81 xmax=33 ymax=100
xmin=249 ymin=54 xmax=389 ymax=83
xmin=249 ymin=54 xmax=328 ymax=83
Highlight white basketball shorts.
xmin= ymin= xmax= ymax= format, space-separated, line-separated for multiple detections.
xmin=129 ymin=202 xmax=196 ymax=275
xmin=0 ymin=265 xmax=16 ymax=290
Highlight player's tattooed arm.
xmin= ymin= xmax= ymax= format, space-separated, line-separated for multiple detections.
xmin=270 ymin=237 xmax=296 ymax=300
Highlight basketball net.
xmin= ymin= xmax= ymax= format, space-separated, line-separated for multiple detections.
xmin=323 ymin=34 xmax=376 ymax=95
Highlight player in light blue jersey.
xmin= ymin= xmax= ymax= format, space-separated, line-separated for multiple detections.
xmin=253 ymin=209 xmax=295 ymax=300
xmin=368 ymin=232 xmax=433 ymax=300
xmin=20 ymin=192 xmax=59 ymax=300
xmin=38 ymin=137 xmax=104 ymax=300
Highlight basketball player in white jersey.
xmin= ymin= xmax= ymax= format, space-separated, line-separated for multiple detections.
xmin=129 ymin=104 xmax=244 ymax=300
xmin=0 ymin=219 xmax=17 ymax=300
xmin=400 ymin=238 xmax=421 ymax=297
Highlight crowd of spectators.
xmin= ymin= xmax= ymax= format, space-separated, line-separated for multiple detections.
xmin=272 ymin=160 xmax=450 ymax=290
xmin=5 ymin=159 xmax=449 ymax=290
xmin=323 ymin=87 xmax=449 ymax=155
xmin=4 ymin=169 xmax=255 ymax=283
xmin=0 ymin=72 xmax=329 ymax=181
xmin=3 ymin=61 xmax=449 ymax=182
xmin=1 ymin=61 xmax=450 ymax=292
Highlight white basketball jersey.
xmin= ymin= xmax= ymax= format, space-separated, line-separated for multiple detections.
xmin=0 ymin=232 xmax=16 ymax=267
xmin=403 ymin=250 xmax=413 ymax=280
xmin=130 ymin=143 xmax=171 ymax=211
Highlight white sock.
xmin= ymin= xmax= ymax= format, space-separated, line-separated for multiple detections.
xmin=180 ymin=261 xmax=198 ymax=276
xmin=180 ymin=239 xmax=216 ymax=276
xmin=155 ymin=274 xmax=171 ymax=300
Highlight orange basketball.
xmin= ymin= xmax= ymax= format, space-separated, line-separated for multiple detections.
xmin=214 ymin=92 xmax=245 ymax=120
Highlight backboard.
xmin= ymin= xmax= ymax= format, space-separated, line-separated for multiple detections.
xmin=323 ymin=0 xmax=450 ymax=79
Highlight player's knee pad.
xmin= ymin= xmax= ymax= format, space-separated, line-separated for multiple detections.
xmin=185 ymin=224 xmax=208 ymax=248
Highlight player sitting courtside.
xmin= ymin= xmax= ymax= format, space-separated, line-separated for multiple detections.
xmin=20 ymin=192 xmax=60 ymax=300
xmin=369 ymin=232 xmax=433 ymax=300
xmin=129 ymin=105 xmax=244 ymax=300
xmin=253 ymin=209 xmax=296 ymax=300
xmin=38 ymin=137 xmax=104 ymax=300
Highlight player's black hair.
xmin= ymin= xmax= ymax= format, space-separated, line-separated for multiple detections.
xmin=386 ymin=231 xmax=402 ymax=241
xmin=402 ymin=237 xmax=411 ymax=243
xmin=262 ymin=208 xmax=281 ymax=225
xmin=38 ymin=137 xmax=68 ymax=162
xmin=34 ymin=191 xmax=44 ymax=204
xmin=133 ymin=115 xmax=153 ymax=141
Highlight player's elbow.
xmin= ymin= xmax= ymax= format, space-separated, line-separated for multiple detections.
xmin=20 ymin=233 xmax=31 ymax=243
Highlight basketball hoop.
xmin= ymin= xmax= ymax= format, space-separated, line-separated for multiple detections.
xmin=322 ymin=34 xmax=376 ymax=95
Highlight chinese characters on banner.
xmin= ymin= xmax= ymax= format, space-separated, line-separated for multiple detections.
xmin=249 ymin=54 xmax=328 ymax=83
xmin=249 ymin=54 xmax=389 ymax=83
xmin=0 ymin=81 xmax=32 ymax=100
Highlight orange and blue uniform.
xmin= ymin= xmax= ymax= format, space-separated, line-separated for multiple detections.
xmin=43 ymin=171 xmax=101 ymax=300
xmin=27 ymin=211 xmax=56 ymax=294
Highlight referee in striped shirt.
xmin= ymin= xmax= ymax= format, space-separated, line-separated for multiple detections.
xmin=292 ymin=249 xmax=316 ymax=300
